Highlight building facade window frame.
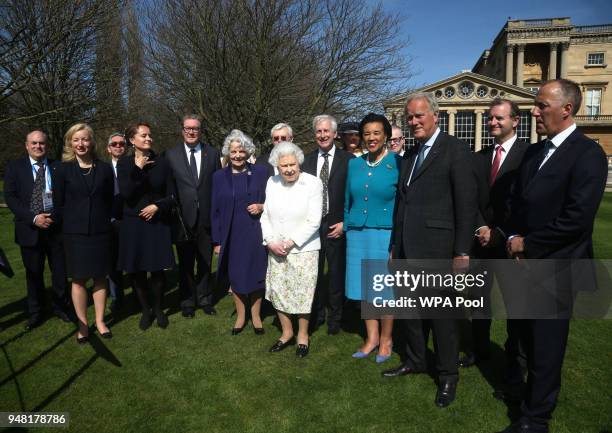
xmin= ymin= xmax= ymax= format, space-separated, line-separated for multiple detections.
xmin=455 ymin=111 xmax=475 ymax=150
xmin=585 ymin=88 xmax=602 ymax=116
xmin=586 ymin=52 xmax=605 ymax=66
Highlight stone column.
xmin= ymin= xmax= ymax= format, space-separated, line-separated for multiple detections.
xmin=474 ymin=110 xmax=484 ymax=152
xmin=560 ymin=42 xmax=570 ymax=78
xmin=505 ymin=44 xmax=515 ymax=84
xmin=447 ymin=109 xmax=456 ymax=136
xmin=530 ymin=113 xmax=538 ymax=143
xmin=548 ymin=42 xmax=558 ymax=80
xmin=516 ymin=44 xmax=525 ymax=87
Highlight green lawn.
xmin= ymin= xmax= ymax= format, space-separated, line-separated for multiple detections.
xmin=1 ymin=196 xmax=611 ymax=433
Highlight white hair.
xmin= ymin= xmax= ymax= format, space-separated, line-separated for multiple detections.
xmin=405 ymin=92 xmax=439 ymax=114
xmin=221 ymin=129 xmax=256 ymax=157
xmin=270 ymin=123 xmax=293 ymax=138
xmin=107 ymin=132 xmax=124 ymax=145
xmin=268 ymin=141 xmax=304 ymax=167
xmin=312 ymin=114 xmax=337 ymax=133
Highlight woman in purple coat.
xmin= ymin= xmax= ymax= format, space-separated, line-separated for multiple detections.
xmin=211 ymin=130 xmax=268 ymax=335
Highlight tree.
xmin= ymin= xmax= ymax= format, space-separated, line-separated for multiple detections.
xmin=145 ymin=0 xmax=412 ymax=152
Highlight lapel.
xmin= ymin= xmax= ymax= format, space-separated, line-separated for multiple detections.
xmin=328 ymin=147 xmax=342 ymax=181
xmin=525 ymin=132 xmax=577 ymax=191
xmin=198 ymin=144 xmax=209 ymax=187
xmin=495 ymin=140 xmax=524 ymax=181
xmin=302 ymin=151 xmax=317 ymax=176
xmin=409 ymin=133 xmax=443 ymax=185
xmin=21 ymin=157 xmax=35 ymax=197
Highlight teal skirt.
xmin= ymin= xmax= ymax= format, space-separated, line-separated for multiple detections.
xmin=345 ymin=227 xmax=394 ymax=302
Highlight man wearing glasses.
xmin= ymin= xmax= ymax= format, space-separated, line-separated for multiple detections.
xmin=106 ymin=132 xmax=127 ymax=314
xmin=388 ymin=125 xmax=405 ymax=156
xmin=255 ymin=123 xmax=294 ymax=177
xmin=166 ymin=114 xmax=221 ymax=318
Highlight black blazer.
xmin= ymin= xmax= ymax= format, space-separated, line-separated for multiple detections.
xmin=116 ymin=152 xmax=175 ymax=221
xmin=165 ymin=142 xmax=221 ymax=231
xmin=3 ymin=157 xmax=63 ymax=247
xmin=473 ymin=140 xmax=530 ymax=256
xmin=58 ymin=160 xmax=114 ymax=235
xmin=302 ymin=146 xmax=354 ymax=227
xmin=508 ymin=129 xmax=607 ymax=260
xmin=392 ymin=132 xmax=477 ymax=259
xmin=254 ymin=151 xmax=275 ymax=177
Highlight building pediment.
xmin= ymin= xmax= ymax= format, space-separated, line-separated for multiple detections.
xmin=384 ymin=71 xmax=536 ymax=109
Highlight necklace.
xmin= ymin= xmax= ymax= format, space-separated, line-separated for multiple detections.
xmin=365 ymin=149 xmax=387 ymax=168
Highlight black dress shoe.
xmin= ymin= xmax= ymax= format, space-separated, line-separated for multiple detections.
xmin=181 ymin=308 xmax=195 ymax=318
xmin=202 ymin=305 xmax=217 ymax=315
xmin=493 ymin=383 xmax=524 ymax=403
xmin=382 ymin=363 xmax=419 ymax=377
xmin=54 ymin=311 xmax=72 ymax=323
xmin=94 ymin=325 xmax=113 ymax=339
xmin=24 ymin=316 xmax=42 ymax=331
xmin=139 ymin=312 xmax=153 ymax=330
xmin=231 ymin=326 xmax=244 ymax=335
xmin=496 ymin=421 xmax=542 ymax=433
xmin=254 ymin=327 xmax=265 ymax=335
xmin=296 ymin=344 xmax=309 ymax=358
xmin=155 ymin=311 xmax=169 ymax=329
xmin=435 ymin=380 xmax=457 ymax=408
xmin=76 ymin=334 xmax=89 ymax=344
xmin=269 ymin=338 xmax=294 ymax=352
xmin=458 ymin=353 xmax=477 ymax=368
xmin=327 ymin=323 xmax=341 ymax=335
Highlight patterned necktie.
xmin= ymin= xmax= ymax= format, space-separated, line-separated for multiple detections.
xmin=30 ymin=162 xmax=45 ymax=214
xmin=489 ymin=144 xmax=504 ymax=185
xmin=189 ymin=148 xmax=198 ymax=181
xmin=320 ymin=153 xmax=329 ymax=217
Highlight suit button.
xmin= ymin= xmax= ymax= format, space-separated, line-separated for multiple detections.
xmin=364 ymin=196 xmax=368 ymax=201
xmin=363 ymin=210 xmax=367 ymax=214
xmin=367 ymin=172 xmax=372 ymax=177
xmin=364 ymin=184 xmax=369 ymax=188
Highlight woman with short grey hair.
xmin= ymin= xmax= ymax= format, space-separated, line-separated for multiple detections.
xmin=260 ymin=141 xmax=322 ymax=357
xmin=211 ymin=130 xmax=268 ymax=335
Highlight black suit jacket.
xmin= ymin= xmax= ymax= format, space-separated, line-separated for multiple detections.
xmin=254 ymin=151 xmax=275 ymax=177
xmin=473 ymin=140 xmax=530 ymax=256
xmin=508 ymin=129 xmax=607 ymax=260
xmin=392 ymin=132 xmax=477 ymax=259
xmin=57 ymin=160 xmax=114 ymax=235
xmin=165 ymin=142 xmax=221 ymax=231
xmin=302 ymin=146 xmax=354 ymax=227
xmin=4 ymin=157 xmax=63 ymax=247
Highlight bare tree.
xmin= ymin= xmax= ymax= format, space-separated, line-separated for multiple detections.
xmin=145 ymin=0 xmax=411 ymax=152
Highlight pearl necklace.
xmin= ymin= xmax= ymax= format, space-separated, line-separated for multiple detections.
xmin=365 ymin=149 xmax=387 ymax=168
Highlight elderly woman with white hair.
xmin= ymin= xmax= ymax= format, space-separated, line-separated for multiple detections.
xmin=260 ymin=141 xmax=323 ymax=357
xmin=211 ymin=129 xmax=268 ymax=335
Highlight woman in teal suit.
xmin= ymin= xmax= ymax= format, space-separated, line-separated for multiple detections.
xmin=344 ymin=113 xmax=401 ymax=363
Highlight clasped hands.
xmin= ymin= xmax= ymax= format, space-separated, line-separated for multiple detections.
xmin=34 ymin=213 xmax=54 ymax=229
xmin=268 ymin=239 xmax=295 ymax=257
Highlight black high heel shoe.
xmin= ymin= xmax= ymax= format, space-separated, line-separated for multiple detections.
xmin=231 ymin=326 xmax=245 ymax=335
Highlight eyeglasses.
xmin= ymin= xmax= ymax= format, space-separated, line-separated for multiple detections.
xmin=272 ymin=135 xmax=288 ymax=142
xmin=109 ymin=141 xmax=126 ymax=147
xmin=183 ymin=127 xmax=201 ymax=133
xmin=388 ymin=137 xmax=404 ymax=143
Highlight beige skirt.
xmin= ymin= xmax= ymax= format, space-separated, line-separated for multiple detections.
xmin=265 ymin=250 xmax=319 ymax=314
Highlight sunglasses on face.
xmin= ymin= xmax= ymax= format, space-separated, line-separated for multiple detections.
xmin=109 ymin=142 xmax=126 ymax=148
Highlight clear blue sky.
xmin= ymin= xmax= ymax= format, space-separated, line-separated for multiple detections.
xmin=378 ymin=0 xmax=612 ymax=88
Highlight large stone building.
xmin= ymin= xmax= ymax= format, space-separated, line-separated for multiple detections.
xmin=384 ymin=17 xmax=612 ymax=155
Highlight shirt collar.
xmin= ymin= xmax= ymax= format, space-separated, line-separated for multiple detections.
xmin=496 ymin=134 xmax=518 ymax=153
xmin=29 ymin=156 xmax=47 ymax=166
xmin=318 ymin=144 xmax=336 ymax=158
xmin=420 ymin=127 xmax=441 ymax=148
xmin=549 ymin=123 xmax=576 ymax=149
xmin=184 ymin=142 xmax=202 ymax=153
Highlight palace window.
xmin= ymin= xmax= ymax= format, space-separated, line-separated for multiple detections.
xmin=458 ymin=81 xmax=474 ymax=98
xmin=444 ymin=86 xmax=455 ymax=98
xmin=455 ymin=111 xmax=475 ymax=150
xmin=587 ymin=52 xmax=605 ymax=66
xmin=476 ymin=86 xmax=488 ymax=98
xmin=585 ymin=89 xmax=602 ymax=116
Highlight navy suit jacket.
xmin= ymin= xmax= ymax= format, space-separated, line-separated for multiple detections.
xmin=508 ymin=129 xmax=607 ymax=260
xmin=4 ymin=156 xmax=63 ymax=247
xmin=57 ymin=160 xmax=114 ymax=235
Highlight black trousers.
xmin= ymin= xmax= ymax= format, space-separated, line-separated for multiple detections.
xmin=20 ymin=231 xmax=68 ymax=317
xmin=177 ymin=225 xmax=213 ymax=309
xmin=403 ymin=317 xmax=458 ymax=382
xmin=519 ymin=318 xmax=570 ymax=429
xmin=108 ymin=219 xmax=124 ymax=301
xmin=312 ymin=217 xmax=346 ymax=326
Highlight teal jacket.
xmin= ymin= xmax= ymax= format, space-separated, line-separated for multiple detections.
xmin=344 ymin=152 xmax=401 ymax=229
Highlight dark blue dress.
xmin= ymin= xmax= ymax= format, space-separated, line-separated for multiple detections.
xmin=211 ymin=164 xmax=267 ymax=294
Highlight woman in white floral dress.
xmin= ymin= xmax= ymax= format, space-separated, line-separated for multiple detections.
xmin=260 ymin=142 xmax=322 ymax=358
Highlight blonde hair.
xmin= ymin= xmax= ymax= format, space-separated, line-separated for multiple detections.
xmin=62 ymin=123 xmax=97 ymax=161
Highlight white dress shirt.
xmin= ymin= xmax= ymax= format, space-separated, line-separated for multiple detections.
xmin=315 ymin=145 xmax=336 ymax=215
xmin=492 ymin=134 xmax=518 ymax=167
xmin=184 ymin=143 xmax=202 ymax=178
xmin=539 ymin=123 xmax=577 ymax=170
xmin=29 ymin=156 xmax=52 ymax=193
